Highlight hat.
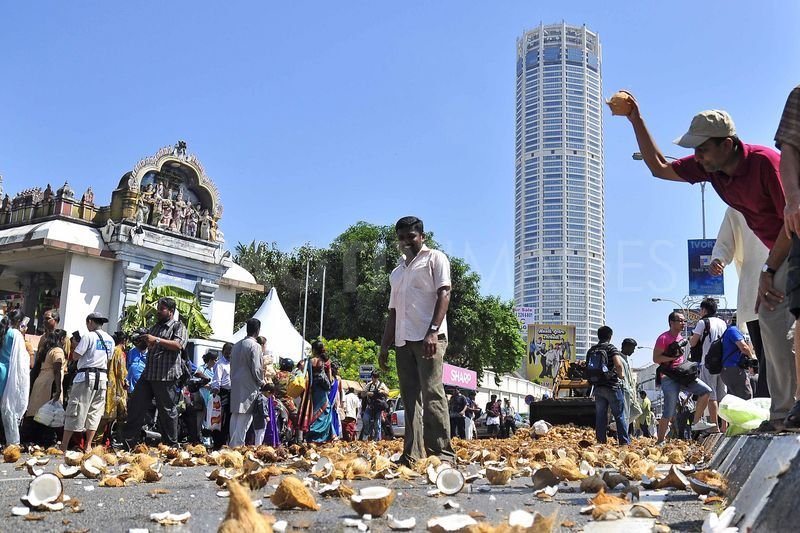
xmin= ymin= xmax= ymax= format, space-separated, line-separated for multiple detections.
xmin=673 ymin=110 xmax=736 ymax=148
xmin=86 ymin=312 xmax=109 ymax=324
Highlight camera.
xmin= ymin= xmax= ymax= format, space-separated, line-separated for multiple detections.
xmin=665 ymin=339 xmax=689 ymax=357
xmin=739 ymin=358 xmax=759 ymax=371
xmin=129 ymin=327 xmax=149 ymax=345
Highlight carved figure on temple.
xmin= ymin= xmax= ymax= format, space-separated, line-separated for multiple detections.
xmin=42 ymin=184 xmax=54 ymax=203
xmin=174 ymin=140 xmax=187 ymax=157
xmin=154 ymin=180 xmax=165 ymax=200
xmin=210 ymin=216 xmax=224 ymax=243
xmin=135 ymin=195 xmax=151 ymax=224
xmin=199 ymin=209 xmax=212 ymax=240
xmin=2 ymin=195 xmax=10 ymax=211
xmin=151 ymin=196 xmax=163 ymax=227
xmin=159 ymin=199 xmax=173 ymax=230
xmin=171 ymin=193 xmax=185 ymax=232
xmin=185 ymin=204 xmax=199 ymax=238
xmin=82 ymin=186 xmax=94 ymax=205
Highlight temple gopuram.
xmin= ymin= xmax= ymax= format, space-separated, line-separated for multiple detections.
xmin=0 ymin=142 xmax=262 ymax=338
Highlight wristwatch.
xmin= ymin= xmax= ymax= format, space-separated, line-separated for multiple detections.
xmin=762 ymin=264 xmax=777 ymax=275
xmin=429 ymin=324 xmax=440 ymax=332
xmin=155 ymin=338 xmax=161 ymax=345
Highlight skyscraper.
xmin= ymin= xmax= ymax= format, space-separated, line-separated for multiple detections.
xmin=514 ymin=23 xmax=604 ymax=360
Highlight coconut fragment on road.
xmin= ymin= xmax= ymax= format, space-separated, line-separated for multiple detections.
xmin=436 ymin=468 xmax=465 ymax=495
xmin=387 ymin=514 xmax=416 ymax=531
xmin=12 ymin=506 xmax=30 ymax=516
xmin=427 ymin=514 xmax=478 ymax=533
xmin=150 ymin=511 xmax=191 ymax=525
xmin=25 ymin=473 xmax=64 ymax=508
xmin=350 ymin=486 xmax=395 ymax=517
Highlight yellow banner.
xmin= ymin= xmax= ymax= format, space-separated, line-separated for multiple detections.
xmin=526 ymin=323 xmax=576 ymax=388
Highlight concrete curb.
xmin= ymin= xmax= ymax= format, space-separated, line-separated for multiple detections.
xmin=705 ymin=433 xmax=800 ymax=532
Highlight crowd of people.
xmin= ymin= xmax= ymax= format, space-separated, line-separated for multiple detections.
xmin=0 ymin=298 xmax=414 ymax=451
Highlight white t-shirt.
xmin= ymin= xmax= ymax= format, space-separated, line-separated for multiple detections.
xmin=693 ymin=316 xmax=727 ymax=361
xmin=344 ymin=392 xmax=361 ymax=419
xmin=72 ymin=330 xmax=114 ymax=383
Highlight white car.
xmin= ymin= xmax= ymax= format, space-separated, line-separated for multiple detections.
xmin=390 ymin=397 xmax=406 ymax=436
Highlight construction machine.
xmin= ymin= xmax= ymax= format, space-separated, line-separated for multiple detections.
xmin=529 ymin=359 xmax=596 ymax=427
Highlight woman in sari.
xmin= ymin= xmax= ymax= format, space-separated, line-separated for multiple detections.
xmin=329 ymin=363 xmax=343 ymax=439
xmin=298 ymin=340 xmax=335 ymax=443
xmin=25 ymin=329 xmax=67 ymax=446
xmin=94 ymin=332 xmax=128 ymax=446
xmin=0 ymin=310 xmax=31 ymax=445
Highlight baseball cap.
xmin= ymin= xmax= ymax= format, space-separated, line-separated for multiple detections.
xmin=673 ymin=110 xmax=736 ymax=148
xmin=86 ymin=312 xmax=109 ymax=324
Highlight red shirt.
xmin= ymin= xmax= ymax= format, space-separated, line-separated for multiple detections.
xmin=655 ymin=330 xmax=684 ymax=369
xmin=671 ymin=143 xmax=784 ymax=249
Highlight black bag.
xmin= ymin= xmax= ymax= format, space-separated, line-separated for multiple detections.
xmin=659 ymin=360 xmax=699 ymax=386
xmin=689 ymin=318 xmax=709 ymax=362
xmin=705 ymin=335 xmax=725 ymax=375
xmin=586 ymin=344 xmax=616 ymax=385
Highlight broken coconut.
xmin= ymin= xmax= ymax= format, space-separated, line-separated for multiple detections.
xmin=485 ymin=466 xmax=515 ymax=485
xmin=606 ymin=90 xmax=634 ymax=116
xmin=387 ymin=514 xmax=416 ymax=531
xmin=150 ymin=511 xmax=191 ymax=525
xmin=63 ymin=450 xmax=83 ymax=466
xmin=219 ymin=480 xmax=276 ymax=533
xmin=25 ymin=473 xmax=64 ymax=508
xmin=270 ymin=476 xmax=320 ymax=511
xmin=56 ymin=464 xmax=81 ymax=479
xmin=435 ymin=468 xmax=465 ymax=496
xmin=80 ymin=454 xmax=108 ymax=479
xmin=508 ymin=509 xmax=557 ymax=531
xmin=531 ymin=467 xmax=560 ymax=490
xmin=350 ymin=486 xmax=396 ymax=517
xmin=3 ymin=444 xmax=21 ymax=463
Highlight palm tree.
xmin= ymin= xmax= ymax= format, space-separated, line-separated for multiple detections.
xmin=121 ymin=261 xmax=213 ymax=339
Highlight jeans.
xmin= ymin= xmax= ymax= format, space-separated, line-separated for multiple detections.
xmin=594 ymin=386 xmax=629 ymax=445
xmin=361 ymin=410 xmax=382 ymax=441
xmin=660 ymin=375 xmax=712 ymax=418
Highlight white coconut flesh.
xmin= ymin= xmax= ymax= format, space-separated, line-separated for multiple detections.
xmin=57 ymin=464 xmax=81 ymax=479
xmin=436 ymin=468 xmax=465 ymax=496
xmin=351 ymin=486 xmax=392 ymax=502
xmin=508 ymin=510 xmax=535 ymax=528
xmin=579 ymin=460 xmax=595 ymax=476
xmin=311 ymin=457 xmax=333 ymax=477
xmin=26 ymin=473 xmax=63 ymax=507
xmin=12 ymin=506 xmax=30 ymax=516
xmin=387 ymin=515 xmax=416 ymax=531
xmin=427 ymin=514 xmax=478 ymax=532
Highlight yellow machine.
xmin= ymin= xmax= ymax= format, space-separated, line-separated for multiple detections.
xmin=530 ymin=359 xmax=595 ymax=427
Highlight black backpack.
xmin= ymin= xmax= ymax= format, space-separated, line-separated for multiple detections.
xmin=586 ymin=344 xmax=616 ymax=385
xmin=705 ymin=321 xmax=727 ymax=375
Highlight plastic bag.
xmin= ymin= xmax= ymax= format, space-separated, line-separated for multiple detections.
xmin=287 ymin=374 xmax=306 ymax=398
xmin=207 ymin=394 xmax=222 ymax=431
xmin=34 ymin=400 xmax=66 ymax=428
xmin=718 ymin=395 xmax=770 ymax=436
xmin=531 ymin=419 xmax=552 ymax=437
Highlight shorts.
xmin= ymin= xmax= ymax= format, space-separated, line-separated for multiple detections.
xmin=788 ymin=234 xmax=800 ymax=319
xmin=660 ymin=375 xmax=712 ymax=419
xmin=699 ymin=365 xmax=727 ymax=402
xmin=64 ymin=375 xmax=107 ymax=433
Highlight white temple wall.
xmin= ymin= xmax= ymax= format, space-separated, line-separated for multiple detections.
xmin=211 ymin=285 xmax=236 ymax=340
xmin=59 ymin=253 xmax=115 ymax=334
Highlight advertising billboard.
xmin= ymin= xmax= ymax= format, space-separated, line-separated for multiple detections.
xmin=688 ymin=239 xmax=724 ymax=296
xmin=526 ymin=323 xmax=576 ymax=389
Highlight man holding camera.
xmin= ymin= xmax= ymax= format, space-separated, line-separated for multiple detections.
xmin=123 ymin=297 xmax=187 ymax=448
xmin=360 ymin=370 xmax=388 ymax=441
xmin=719 ymin=315 xmax=757 ymax=400
xmin=654 ymin=312 xmax=714 ymax=443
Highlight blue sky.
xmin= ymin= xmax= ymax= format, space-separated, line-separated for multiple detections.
xmin=2 ymin=1 xmax=799 ymax=368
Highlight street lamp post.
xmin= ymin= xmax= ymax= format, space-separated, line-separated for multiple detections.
xmin=633 ymin=152 xmax=707 ymax=238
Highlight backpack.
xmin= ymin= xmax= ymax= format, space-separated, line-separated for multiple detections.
xmin=586 ymin=344 xmax=616 ymax=385
xmin=705 ymin=321 xmax=727 ymax=375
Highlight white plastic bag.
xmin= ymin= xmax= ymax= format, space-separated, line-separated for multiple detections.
xmin=531 ymin=419 xmax=552 ymax=437
xmin=34 ymin=400 xmax=66 ymax=428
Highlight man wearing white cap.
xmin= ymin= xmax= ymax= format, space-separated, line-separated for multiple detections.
xmin=618 ymin=95 xmax=794 ymax=433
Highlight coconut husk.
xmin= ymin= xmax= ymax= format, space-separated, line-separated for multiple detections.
xmin=130 ymin=453 xmax=158 ymax=470
xmin=667 ymin=450 xmax=685 ymax=464
xmin=216 ymin=450 xmax=245 ymax=469
xmin=532 ymin=468 xmax=560 ymax=490
xmin=270 ymin=477 xmax=320 ymax=511
xmin=4 ymin=445 xmax=21 ymax=463
xmin=219 ymin=480 xmax=275 ymax=533
xmin=602 ymin=472 xmax=630 ymax=490
xmin=485 ymin=467 xmax=515 ymax=486
xmin=550 ymin=458 xmax=585 ymax=481
xmin=652 ymin=465 xmax=689 ymax=490
xmin=45 ymin=447 xmax=63 ymax=456
xmin=244 ymin=470 xmax=271 ymax=491
xmin=579 ymin=475 xmax=607 ymax=493
xmin=606 ymin=90 xmax=634 ymax=116
xmin=99 ymin=476 xmax=125 ymax=487
xmin=590 ymin=488 xmax=629 ymax=507
xmin=592 ymin=503 xmax=627 ymax=521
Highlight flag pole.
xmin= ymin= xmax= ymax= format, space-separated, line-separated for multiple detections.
xmin=319 ymin=265 xmax=326 ymax=338
xmin=301 ymin=259 xmax=310 ymax=354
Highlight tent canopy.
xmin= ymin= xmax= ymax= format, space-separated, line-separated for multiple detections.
xmin=231 ymin=287 xmax=310 ymax=362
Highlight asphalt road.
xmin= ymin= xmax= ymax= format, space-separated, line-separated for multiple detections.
xmin=0 ymin=452 xmax=709 ymax=533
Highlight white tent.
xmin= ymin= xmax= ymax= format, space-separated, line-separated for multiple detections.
xmin=231 ymin=287 xmax=310 ymax=362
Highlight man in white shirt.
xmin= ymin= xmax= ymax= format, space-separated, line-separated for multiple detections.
xmin=709 ymin=207 xmax=771 ymax=397
xmin=689 ymin=298 xmax=728 ymax=432
xmin=380 ymin=216 xmax=456 ymax=466
xmin=343 ymin=387 xmax=360 ymax=441
xmin=60 ymin=313 xmax=114 ymax=452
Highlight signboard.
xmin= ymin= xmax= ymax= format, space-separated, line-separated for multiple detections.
xmin=514 ymin=306 xmax=535 ymax=336
xmin=688 ymin=239 xmax=724 ymax=296
xmin=526 ymin=323 xmax=577 ymax=389
xmin=676 ymin=307 xmax=737 ymax=337
xmin=442 ymin=363 xmax=478 ymax=390
xmin=358 ymin=364 xmax=375 ymax=380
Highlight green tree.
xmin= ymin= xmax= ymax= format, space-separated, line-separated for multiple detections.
xmin=322 ymin=337 xmax=399 ymax=389
xmin=121 ymin=261 xmax=213 ymax=339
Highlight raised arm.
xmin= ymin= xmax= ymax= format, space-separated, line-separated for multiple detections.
xmin=624 ymin=93 xmax=685 ymax=182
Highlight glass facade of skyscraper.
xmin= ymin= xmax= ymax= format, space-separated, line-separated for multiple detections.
xmin=514 ymin=23 xmax=605 ymax=358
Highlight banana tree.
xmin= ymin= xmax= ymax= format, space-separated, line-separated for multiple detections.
xmin=121 ymin=261 xmax=213 ymax=339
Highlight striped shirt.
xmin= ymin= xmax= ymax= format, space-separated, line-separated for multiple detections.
xmin=776 ymin=85 xmax=800 ymax=151
xmin=141 ymin=318 xmax=188 ymax=381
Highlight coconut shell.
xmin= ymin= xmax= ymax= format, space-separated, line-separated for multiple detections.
xmin=350 ymin=486 xmax=396 ymax=518
xmin=270 ymin=476 xmax=320 ymax=511
xmin=580 ymin=475 xmax=607 ymax=493
xmin=99 ymin=476 xmax=125 ymax=487
xmin=485 ymin=466 xmax=514 ymax=486
xmin=606 ymin=90 xmax=634 ymax=116
xmin=64 ymin=450 xmax=83 ymax=466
